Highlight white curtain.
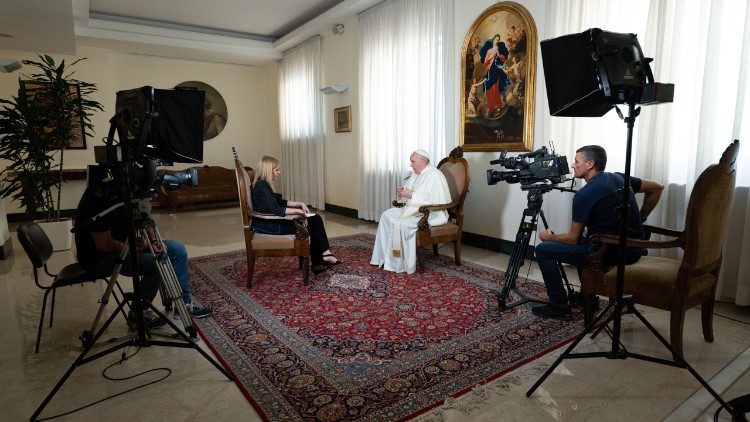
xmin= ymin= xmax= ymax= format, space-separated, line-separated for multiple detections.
xmin=545 ymin=0 xmax=750 ymax=305
xmin=358 ymin=0 xmax=453 ymax=221
xmin=278 ymin=36 xmax=325 ymax=209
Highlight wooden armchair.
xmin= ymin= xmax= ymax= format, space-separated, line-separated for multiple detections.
xmin=580 ymin=140 xmax=739 ymax=354
xmin=398 ymin=146 xmax=470 ymax=270
xmin=233 ymin=148 xmax=310 ymax=288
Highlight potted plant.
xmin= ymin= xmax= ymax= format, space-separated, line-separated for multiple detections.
xmin=0 ymin=55 xmax=103 ymax=250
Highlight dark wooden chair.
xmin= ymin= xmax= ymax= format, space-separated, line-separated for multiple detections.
xmin=406 ymin=146 xmax=470 ymax=270
xmin=580 ymin=140 xmax=739 ymax=354
xmin=233 ymin=148 xmax=310 ymax=288
xmin=17 ymin=222 xmax=120 ymax=353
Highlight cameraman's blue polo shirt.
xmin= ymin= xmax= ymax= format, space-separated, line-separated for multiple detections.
xmin=573 ymin=172 xmax=644 ymax=243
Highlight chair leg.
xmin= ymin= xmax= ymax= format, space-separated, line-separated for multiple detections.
xmin=247 ymin=256 xmax=255 ymax=289
xmin=302 ymin=257 xmax=310 ymax=285
xmin=454 ymin=240 xmax=462 ymax=265
xmin=299 ymin=256 xmax=304 ymax=270
xmin=36 ymin=289 xmax=53 ymax=353
xmin=701 ymin=298 xmax=715 ymax=343
xmin=417 ymin=253 xmax=425 ymax=272
xmin=49 ymin=288 xmax=57 ymax=327
xmin=432 ymin=244 xmax=439 ymax=257
xmin=670 ymin=310 xmax=685 ymax=356
xmin=582 ymin=292 xmax=597 ymax=326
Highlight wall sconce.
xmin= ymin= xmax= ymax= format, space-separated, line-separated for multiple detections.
xmin=320 ymin=85 xmax=348 ymax=95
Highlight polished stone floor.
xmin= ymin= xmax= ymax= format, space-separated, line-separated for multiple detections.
xmin=1 ymin=207 xmax=748 ymax=421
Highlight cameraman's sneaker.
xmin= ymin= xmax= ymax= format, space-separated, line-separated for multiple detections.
xmin=127 ymin=308 xmax=167 ymax=330
xmin=174 ymin=302 xmax=212 ymax=319
xmin=531 ymin=303 xmax=573 ymax=321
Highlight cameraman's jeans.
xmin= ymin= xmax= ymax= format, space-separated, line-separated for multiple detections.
xmin=90 ymin=240 xmax=191 ymax=305
xmin=534 ymin=241 xmax=590 ymax=305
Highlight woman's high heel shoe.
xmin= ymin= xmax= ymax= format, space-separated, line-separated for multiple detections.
xmin=322 ymin=253 xmax=343 ymax=265
xmin=312 ymin=264 xmax=331 ymax=275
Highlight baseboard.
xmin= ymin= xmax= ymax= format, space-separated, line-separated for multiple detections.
xmin=462 ymin=231 xmax=535 ymax=261
xmin=324 ymin=203 xmax=358 ymax=219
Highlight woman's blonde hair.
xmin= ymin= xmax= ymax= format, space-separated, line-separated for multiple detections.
xmin=252 ymin=155 xmax=280 ymax=189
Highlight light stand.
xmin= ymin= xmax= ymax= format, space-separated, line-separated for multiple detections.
xmin=525 ymin=98 xmax=738 ymax=418
xmin=30 ymin=124 xmax=233 ymax=421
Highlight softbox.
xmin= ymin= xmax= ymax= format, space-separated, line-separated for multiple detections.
xmin=541 ymin=28 xmax=672 ymax=117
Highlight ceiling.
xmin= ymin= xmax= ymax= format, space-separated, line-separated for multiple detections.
xmin=0 ymin=0 xmax=380 ymax=66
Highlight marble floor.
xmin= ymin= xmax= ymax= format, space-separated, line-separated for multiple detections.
xmin=1 ymin=207 xmax=748 ymax=421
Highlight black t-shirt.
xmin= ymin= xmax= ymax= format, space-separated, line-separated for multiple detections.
xmin=74 ymin=185 xmax=129 ymax=270
xmin=572 ymin=172 xmax=644 ymax=262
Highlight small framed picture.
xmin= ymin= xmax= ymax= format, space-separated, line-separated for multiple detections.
xmin=334 ymin=106 xmax=352 ymax=133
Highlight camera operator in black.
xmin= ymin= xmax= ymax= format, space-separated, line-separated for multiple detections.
xmin=532 ymin=145 xmax=663 ymax=320
xmin=75 ymin=171 xmax=211 ymax=329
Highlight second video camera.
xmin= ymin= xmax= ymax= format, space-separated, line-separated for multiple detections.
xmin=487 ymin=146 xmax=569 ymax=187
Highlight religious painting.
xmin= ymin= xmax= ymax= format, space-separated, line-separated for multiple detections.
xmin=460 ymin=2 xmax=537 ymax=152
xmin=20 ymin=80 xmax=87 ymax=149
xmin=334 ymin=106 xmax=352 ymax=133
xmin=176 ymin=81 xmax=228 ymax=141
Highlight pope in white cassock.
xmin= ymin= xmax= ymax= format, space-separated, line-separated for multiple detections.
xmin=370 ymin=149 xmax=452 ymax=274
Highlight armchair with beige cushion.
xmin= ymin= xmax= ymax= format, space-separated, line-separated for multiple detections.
xmin=393 ymin=146 xmax=470 ymax=270
xmin=233 ymin=148 xmax=310 ymax=288
xmin=580 ymin=140 xmax=739 ymax=354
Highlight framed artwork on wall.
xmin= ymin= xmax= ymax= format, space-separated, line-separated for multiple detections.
xmin=460 ymin=1 xmax=537 ymax=152
xmin=334 ymin=106 xmax=352 ymax=133
xmin=20 ymin=80 xmax=87 ymax=149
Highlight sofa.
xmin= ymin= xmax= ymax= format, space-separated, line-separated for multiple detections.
xmin=154 ymin=165 xmax=253 ymax=211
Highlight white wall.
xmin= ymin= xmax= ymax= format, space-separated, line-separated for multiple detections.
xmin=320 ymin=18 xmax=360 ymax=210
xmin=0 ymin=46 xmax=279 ymax=215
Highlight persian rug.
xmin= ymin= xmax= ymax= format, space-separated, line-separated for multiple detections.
xmin=189 ymin=233 xmax=589 ymax=421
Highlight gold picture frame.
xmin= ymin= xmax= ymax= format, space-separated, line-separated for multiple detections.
xmin=334 ymin=106 xmax=352 ymax=133
xmin=20 ymin=80 xmax=88 ymax=149
xmin=460 ymin=1 xmax=537 ymax=152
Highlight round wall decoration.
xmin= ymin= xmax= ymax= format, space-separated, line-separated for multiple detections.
xmin=176 ymin=81 xmax=228 ymax=141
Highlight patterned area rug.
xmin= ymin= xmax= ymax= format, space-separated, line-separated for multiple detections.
xmin=189 ymin=233 xmax=588 ymax=421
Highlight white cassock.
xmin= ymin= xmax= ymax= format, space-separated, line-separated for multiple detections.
xmin=370 ymin=165 xmax=452 ymax=274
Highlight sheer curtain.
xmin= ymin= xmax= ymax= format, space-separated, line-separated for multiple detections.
xmin=358 ymin=0 xmax=453 ymax=221
xmin=546 ymin=0 xmax=750 ymax=305
xmin=278 ymin=36 xmax=325 ymax=209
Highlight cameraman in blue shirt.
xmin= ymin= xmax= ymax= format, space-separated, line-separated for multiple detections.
xmin=532 ymin=145 xmax=663 ymax=320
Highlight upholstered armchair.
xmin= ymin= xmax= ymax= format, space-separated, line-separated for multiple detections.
xmin=393 ymin=147 xmax=470 ymax=270
xmin=580 ymin=140 xmax=739 ymax=354
xmin=233 ymin=148 xmax=310 ymax=288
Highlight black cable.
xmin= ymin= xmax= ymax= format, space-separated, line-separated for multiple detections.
xmin=35 ymin=347 xmax=172 ymax=421
xmin=714 ymin=393 xmax=750 ymax=421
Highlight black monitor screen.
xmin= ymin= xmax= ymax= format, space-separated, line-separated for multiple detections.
xmin=115 ymin=87 xmax=204 ymax=163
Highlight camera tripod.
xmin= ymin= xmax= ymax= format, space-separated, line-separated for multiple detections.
xmin=526 ymin=101 xmax=738 ymax=419
xmin=80 ymin=207 xmax=197 ymax=347
xmin=31 ymin=197 xmax=233 ymax=421
xmin=497 ymin=185 xmax=577 ymax=311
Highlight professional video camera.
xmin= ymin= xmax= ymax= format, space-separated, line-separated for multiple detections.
xmin=486 ymin=146 xmax=570 ymax=188
xmin=91 ymin=86 xmax=205 ymax=199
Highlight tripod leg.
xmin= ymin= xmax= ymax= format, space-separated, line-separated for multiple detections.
xmin=32 ymin=294 xmax=134 ymax=421
xmin=84 ymin=244 xmax=130 ymax=345
xmin=628 ymin=305 xmax=735 ymax=416
xmin=145 ymin=228 xmax=196 ymax=338
xmin=142 ymin=302 xmax=233 ymax=380
xmin=526 ymin=300 xmax=615 ymax=397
